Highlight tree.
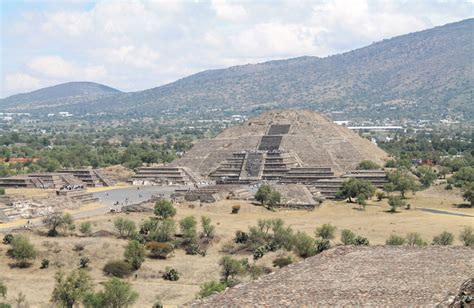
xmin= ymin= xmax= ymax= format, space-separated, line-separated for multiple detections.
xmin=124 ymin=240 xmax=145 ymax=270
xmin=340 ymin=229 xmax=356 ymax=245
xmin=179 ymin=216 xmax=197 ymax=242
xmin=43 ymin=212 xmax=74 ymax=237
xmin=154 ymin=199 xmax=176 ymax=219
xmin=114 ymin=218 xmax=136 ymax=238
xmin=145 ymin=219 xmax=176 ymax=243
xmin=432 ymin=231 xmax=454 ymax=245
xmin=315 ymin=224 xmax=336 ymax=240
xmin=79 ymin=221 xmax=92 ymax=236
xmin=416 ymin=166 xmax=437 ymax=188
xmin=449 ymin=166 xmax=474 ymax=187
xmin=8 ymin=235 xmax=36 ymax=268
xmin=200 ymin=216 xmax=215 ymax=239
xmin=357 ymin=160 xmax=380 ymax=170
xmin=267 ymin=191 xmax=281 ymax=209
xmin=255 ymin=184 xmax=272 ymax=205
xmin=386 ymin=171 xmax=419 ymax=198
xmin=50 ymin=270 xmax=93 ymax=308
xmin=196 ymin=281 xmax=227 ymax=299
xmin=462 ymin=183 xmax=474 ymax=208
xmin=388 ymin=196 xmax=406 ymax=213
xmin=336 ymin=178 xmax=375 ymax=203
xmin=459 ymin=226 xmax=474 ymax=247
xmin=83 ymin=278 xmax=138 ymax=308
xmin=219 ymin=256 xmax=245 ymax=285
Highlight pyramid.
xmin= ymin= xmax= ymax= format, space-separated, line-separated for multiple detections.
xmin=172 ymin=110 xmax=388 ymax=178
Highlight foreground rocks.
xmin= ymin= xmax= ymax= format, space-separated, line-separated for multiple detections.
xmin=188 ymin=246 xmax=473 ymax=306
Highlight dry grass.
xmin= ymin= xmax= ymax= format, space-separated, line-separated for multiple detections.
xmin=0 ymin=188 xmax=472 ymax=307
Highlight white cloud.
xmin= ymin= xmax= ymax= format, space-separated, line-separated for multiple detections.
xmin=3 ymin=73 xmax=41 ymax=94
xmin=28 ymin=56 xmax=106 ymax=79
xmin=211 ymin=0 xmax=248 ymax=22
xmin=100 ymin=45 xmax=160 ymax=68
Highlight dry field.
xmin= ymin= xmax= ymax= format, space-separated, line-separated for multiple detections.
xmin=0 ymin=186 xmax=472 ymax=307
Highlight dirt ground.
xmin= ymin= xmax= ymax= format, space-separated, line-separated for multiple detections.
xmin=0 ymin=186 xmax=472 ymax=307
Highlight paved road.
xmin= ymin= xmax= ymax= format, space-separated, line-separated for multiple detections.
xmin=0 ymin=185 xmax=190 ymax=232
xmin=417 ymin=208 xmax=474 ymax=217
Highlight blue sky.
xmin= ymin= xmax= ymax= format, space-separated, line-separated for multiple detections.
xmin=1 ymin=0 xmax=472 ymax=98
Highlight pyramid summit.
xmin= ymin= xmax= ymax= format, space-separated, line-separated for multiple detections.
xmin=172 ymin=109 xmax=388 ymax=180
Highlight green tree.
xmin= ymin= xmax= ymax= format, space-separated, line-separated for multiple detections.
xmin=43 ymin=212 xmax=74 ymax=237
xmin=357 ymin=160 xmax=380 ymax=170
xmin=124 ymin=240 xmax=145 ymax=270
xmin=388 ymin=196 xmax=406 ymax=213
xmin=154 ymin=199 xmax=176 ymax=219
xmin=387 ymin=171 xmax=419 ymax=198
xmin=179 ymin=216 xmax=197 ymax=242
xmin=416 ymin=166 xmax=437 ymax=188
xmin=432 ymin=231 xmax=454 ymax=245
xmin=8 ymin=235 xmax=36 ymax=268
xmin=114 ymin=218 xmax=136 ymax=238
xmin=462 ymin=183 xmax=474 ymax=208
xmin=200 ymin=216 xmax=215 ymax=239
xmin=336 ymin=178 xmax=375 ymax=203
xmin=50 ymin=270 xmax=93 ymax=308
xmin=219 ymin=256 xmax=245 ymax=285
xmin=79 ymin=221 xmax=92 ymax=236
xmin=83 ymin=278 xmax=138 ymax=308
xmin=315 ymin=224 xmax=336 ymax=240
xmin=255 ymin=184 xmax=272 ymax=205
xmin=293 ymin=231 xmax=316 ymax=258
xmin=145 ymin=219 xmax=176 ymax=243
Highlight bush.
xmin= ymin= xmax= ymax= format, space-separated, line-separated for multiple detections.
xmin=432 ymin=231 xmax=454 ymax=245
xmin=152 ymin=301 xmax=164 ymax=308
xmin=315 ymin=238 xmax=331 ymax=253
xmin=79 ymin=257 xmax=90 ymax=269
xmin=0 ymin=281 xmax=5 ymax=298
xmin=388 ymin=196 xmax=406 ymax=213
xmin=272 ymin=256 xmax=293 ymax=268
xmin=200 ymin=216 xmax=215 ymax=239
xmin=114 ymin=218 xmax=136 ymax=238
xmin=185 ymin=241 xmax=205 ymax=256
xmin=179 ymin=216 xmax=197 ymax=242
xmin=357 ymin=160 xmax=380 ymax=170
xmin=51 ymin=270 xmax=93 ymax=308
xmin=40 ymin=259 xmax=50 ymax=269
xmin=145 ymin=241 xmax=174 ymax=259
xmin=406 ymin=232 xmax=427 ymax=247
xmin=103 ymin=260 xmax=133 ymax=278
xmin=219 ymin=256 xmax=245 ymax=284
xmin=459 ymin=226 xmax=474 ymax=247
xmin=376 ymin=191 xmax=385 ymax=201
xmin=154 ymin=199 xmax=176 ymax=219
xmin=234 ymin=231 xmax=248 ymax=243
xmin=196 ymin=281 xmax=227 ymax=299
xmin=124 ymin=240 xmax=146 ymax=270
xmin=162 ymin=267 xmax=180 ymax=281
xmin=8 ymin=235 xmax=36 ymax=268
xmin=79 ymin=221 xmax=92 ymax=236
xmin=43 ymin=212 xmax=74 ymax=237
xmin=231 ymin=204 xmax=241 ymax=214
xmin=145 ymin=218 xmax=176 ymax=243
xmin=293 ymin=231 xmax=316 ymax=258
xmin=386 ymin=234 xmax=405 ymax=245
xmin=2 ymin=234 xmax=13 ymax=245
xmin=353 ymin=236 xmax=370 ymax=246
xmin=253 ymin=246 xmax=267 ymax=261
xmin=315 ymin=224 xmax=336 ymax=240
xmin=340 ymin=229 xmax=356 ymax=245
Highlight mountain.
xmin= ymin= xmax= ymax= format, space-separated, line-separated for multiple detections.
xmin=0 ymin=81 xmax=121 ymax=111
xmin=1 ymin=19 xmax=472 ymax=119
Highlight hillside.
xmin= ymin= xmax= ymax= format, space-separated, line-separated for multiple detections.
xmin=1 ymin=19 xmax=472 ymax=119
xmin=0 ymin=81 xmax=121 ymax=111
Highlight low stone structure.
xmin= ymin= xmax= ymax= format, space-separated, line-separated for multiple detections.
xmin=188 ymin=246 xmax=474 ymax=306
xmin=130 ymin=166 xmax=200 ymax=185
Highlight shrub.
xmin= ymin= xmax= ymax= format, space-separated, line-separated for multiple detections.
xmin=2 ymin=234 xmax=13 ymax=245
xmin=357 ymin=160 xmax=380 ymax=170
xmin=196 ymin=281 xmax=227 ymax=299
xmin=432 ymin=231 xmax=454 ymax=245
xmin=219 ymin=256 xmax=245 ymax=284
xmin=154 ymin=199 xmax=176 ymax=219
xmin=293 ymin=231 xmax=316 ymax=258
xmin=152 ymin=301 xmax=164 ymax=308
xmin=83 ymin=278 xmax=138 ymax=307
xmin=40 ymin=259 xmax=50 ymax=269
xmin=376 ymin=191 xmax=385 ymax=201
xmin=272 ymin=256 xmax=293 ymax=268
xmin=406 ymin=232 xmax=427 ymax=247
xmin=79 ymin=221 xmax=92 ymax=236
xmin=0 ymin=188 xmax=4 ymax=195
xmin=103 ymin=260 xmax=133 ymax=278
xmin=201 ymin=216 xmax=215 ymax=239
xmin=124 ymin=240 xmax=146 ymax=270
xmin=386 ymin=234 xmax=406 ymax=245
xmin=231 ymin=204 xmax=241 ymax=214
xmin=0 ymin=281 xmax=5 ymax=298
xmin=234 ymin=231 xmax=248 ymax=243
xmin=340 ymin=229 xmax=356 ymax=245
xmin=315 ymin=224 xmax=336 ymax=240
xmin=353 ymin=236 xmax=370 ymax=246
xmin=79 ymin=257 xmax=90 ymax=269
xmin=8 ymin=235 xmax=36 ymax=268
xmin=146 ymin=241 xmax=174 ymax=259
xmin=73 ymin=243 xmax=85 ymax=252
xmin=180 ymin=216 xmax=197 ymax=242
xmin=51 ymin=270 xmax=93 ymax=308
xmin=388 ymin=196 xmax=406 ymax=213
xmin=185 ymin=241 xmax=205 ymax=256
xmin=43 ymin=212 xmax=74 ymax=237
xmin=459 ymin=226 xmax=474 ymax=247
xmin=162 ymin=267 xmax=180 ymax=281
xmin=114 ymin=218 xmax=136 ymax=238
xmin=253 ymin=246 xmax=267 ymax=261
xmin=315 ymin=238 xmax=331 ymax=253
xmin=247 ymin=264 xmax=272 ymax=280
xmin=145 ymin=218 xmax=176 ymax=243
